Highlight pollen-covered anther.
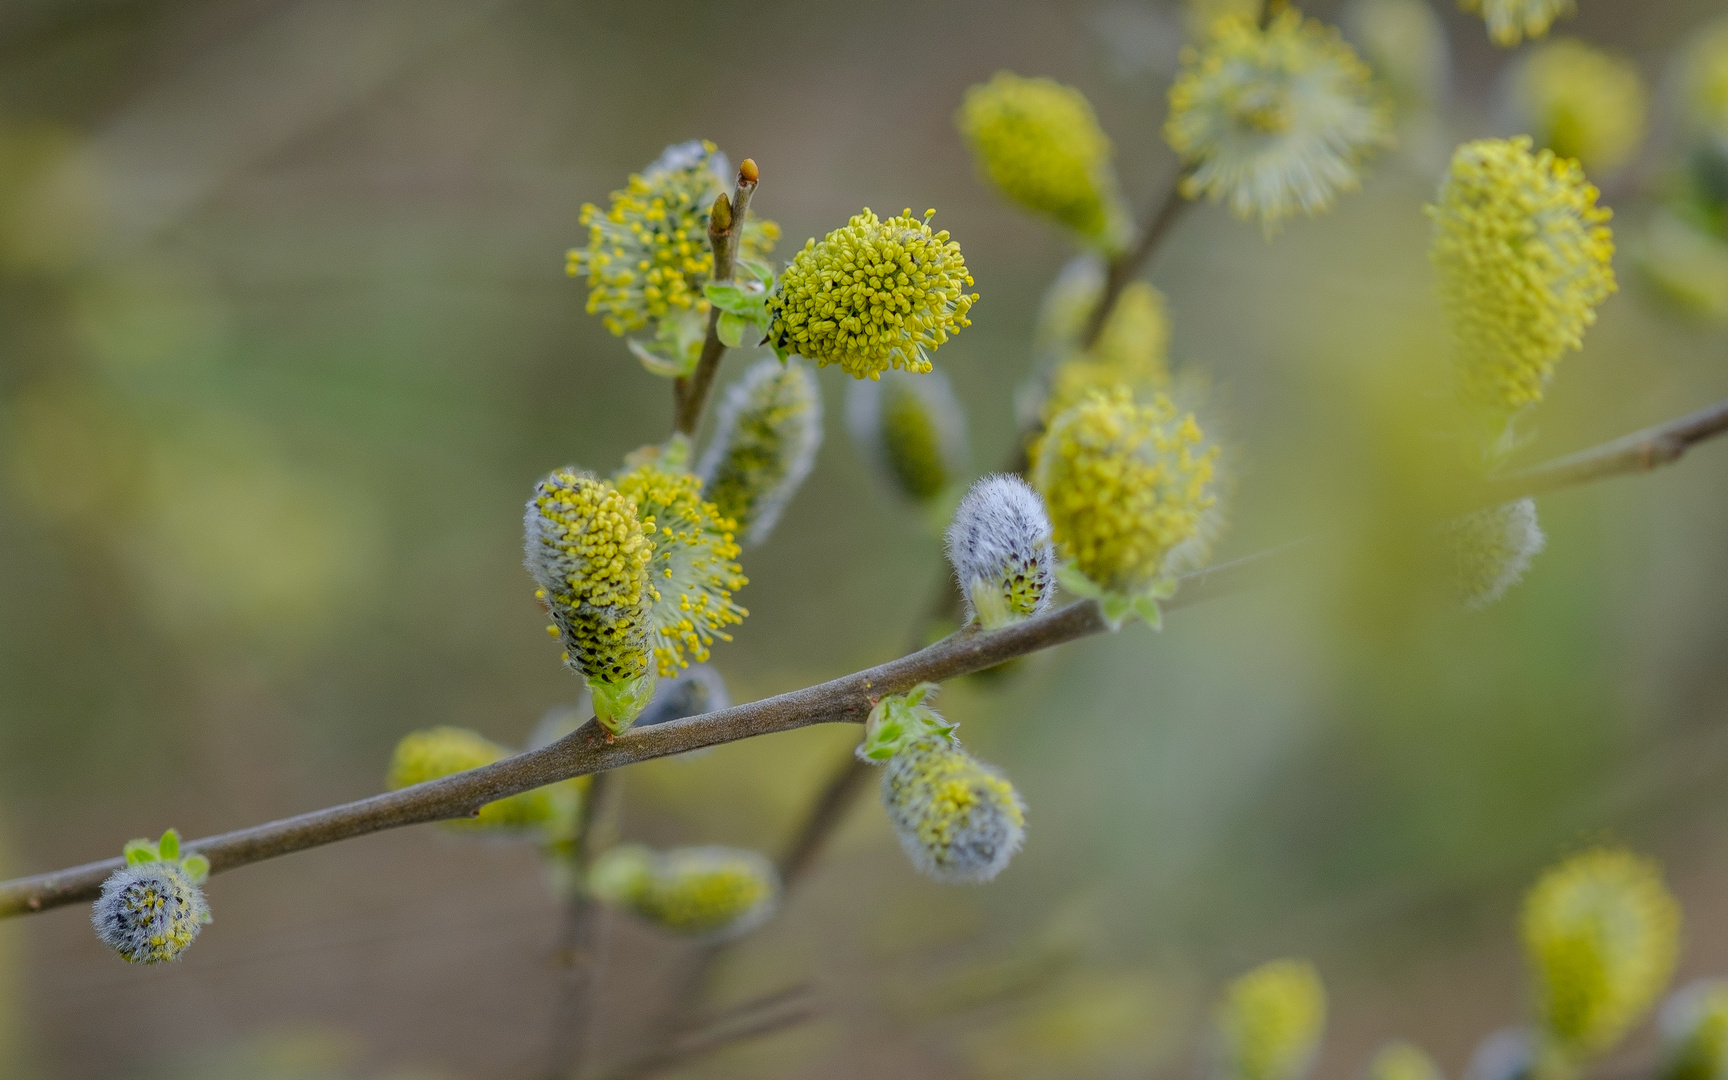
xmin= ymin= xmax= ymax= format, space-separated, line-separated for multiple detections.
xmin=946 ymin=474 xmax=1056 ymax=630
xmin=696 ymin=359 xmax=823 ymax=547
xmin=1166 ymin=9 xmax=1391 ymax=232
xmin=767 ymin=207 xmax=977 ymax=380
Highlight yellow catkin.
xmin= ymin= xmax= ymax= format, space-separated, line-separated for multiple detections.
xmin=881 ymin=736 xmax=1026 ymax=883
xmin=1428 ymin=137 xmax=1614 ymax=415
xmin=1211 ymin=960 xmax=1328 ymax=1080
xmin=1512 ymin=40 xmax=1647 ymax=174
xmin=386 ymin=727 xmax=555 ymax=830
xmin=589 ymin=844 xmax=779 ymax=940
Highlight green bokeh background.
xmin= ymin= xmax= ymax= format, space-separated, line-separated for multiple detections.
xmin=2 ymin=0 xmax=1728 ymax=1077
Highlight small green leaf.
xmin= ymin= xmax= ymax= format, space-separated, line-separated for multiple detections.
xmin=181 ymin=854 xmax=210 ymax=883
xmin=704 ymin=283 xmax=750 ymax=312
xmin=1056 ymin=563 xmax=1102 ymax=599
xmin=717 ymin=310 xmax=748 ymax=348
xmin=157 ymin=829 xmax=179 ymax=861
xmin=628 ymin=337 xmax=696 ymax=378
xmin=1100 ymin=593 xmax=1133 ymax=631
xmin=123 ymin=839 xmax=156 ymax=866
xmin=1132 ymin=594 xmax=1164 ymax=630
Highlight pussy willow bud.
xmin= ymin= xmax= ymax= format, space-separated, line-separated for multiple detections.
xmin=1465 ymin=1029 xmax=1537 ymax=1080
xmin=881 ymin=735 xmax=1026 ymax=884
xmin=767 ymin=208 xmax=977 ymax=380
xmin=946 ymin=475 xmax=1056 ymax=630
xmin=1032 ymin=388 xmax=1218 ymax=627
xmin=1445 ymin=498 xmax=1545 ymax=609
xmin=1660 ymin=982 xmax=1728 ymax=1080
xmin=1429 ymin=137 xmax=1615 ymax=418
xmin=524 ymin=469 xmax=656 ymax=734
xmin=847 ymin=368 xmax=970 ymax=504
xmin=696 ymin=358 xmax=823 ymax=546
xmin=1509 ymin=41 xmax=1647 ymax=174
xmin=588 ymin=843 xmax=780 ymax=941
xmin=1166 ymin=10 xmax=1391 ymax=233
xmin=709 ymin=191 xmax=732 ymax=234
xmin=567 ymin=140 xmax=779 ymax=337
xmin=92 ymin=830 xmax=212 ymax=965
xmin=1461 ymin=0 xmax=1573 ymax=48
xmin=1210 ymin=960 xmax=1327 ymax=1080
xmin=1523 ymin=848 xmax=1680 ymax=1070
xmin=957 ymin=72 xmax=1128 ymax=249
xmin=1367 ymin=1042 xmax=1445 ymax=1080
xmin=386 ymin=726 xmax=555 ymax=830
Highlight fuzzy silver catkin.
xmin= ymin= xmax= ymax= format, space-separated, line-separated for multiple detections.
xmin=1446 ymin=497 xmax=1546 ymax=609
xmin=92 ymin=862 xmax=210 ymax=964
xmin=881 ymin=736 xmax=1026 ymax=884
xmin=945 ymin=474 xmax=1056 ymax=629
xmin=696 ymin=359 xmax=823 ymax=547
xmin=846 ymin=368 xmax=970 ymax=503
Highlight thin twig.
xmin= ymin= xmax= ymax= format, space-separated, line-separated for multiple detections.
xmin=3 ymin=395 xmax=1726 ymax=920
xmin=1079 ymin=177 xmax=1191 ymax=350
xmin=544 ymin=772 xmax=617 ymax=1080
xmin=586 ymin=984 xmax=822 ymax=1080
xmin=673 ymin=161 xmax=759 ymax=438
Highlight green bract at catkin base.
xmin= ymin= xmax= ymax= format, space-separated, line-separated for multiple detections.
xmin=1166 ymin=9 xmax=1391 ymax=234
xmin=1461 ymin=0 xmax=1573 ymax=48
xmin=524 ymin=469 xmax=657 ymax=735
xmin=588 ymin=843 xmax=780 ymax=942
xmin=91 ymin=829 xmax=212 ymax=965
xmin=696 ymin=358 xmax=823 ymax=547
xmin=1210 ymin=960 xmax=1328 ymax=1080
xmin=956 ymin=71 xmax=1130 ymax=251
xmin=1032 ymin=388 xmax=1219 ymax=630
xmin=1523 ymin=848 xmax=1681 ymax=1079
xmin=767 ymin=208 xmax=977 ymax=380
xmin=847 ymin=368 xmax=970 ymax=507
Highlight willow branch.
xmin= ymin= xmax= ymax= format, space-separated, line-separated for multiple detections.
xmin=1079 ymin=176 xmax=1191 ymax=350
xmin=673 ymin=161 xmax=758 ymax=438
xmin=588 ymin=983 xmax=822 ymax=1080
xmin=544 ymin=772 xmax=615 ymax=1080
xmin=3 ymin=395 xmax=1726 ymax=920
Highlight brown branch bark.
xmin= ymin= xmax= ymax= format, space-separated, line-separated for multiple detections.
xmin=673 ymin=162 xmax=758 ymax=438
xmin=543 ymin=772 xmax=617 ymax=1080
xmin=1079 ymin=177 xmax=1190 ymax=350
xmin=2 ymin=394 xmax=1725 ymax=920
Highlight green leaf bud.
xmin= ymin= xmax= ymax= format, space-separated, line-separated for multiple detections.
xmin=386 ymin=726 xmax=557 ymax=831
xmin=847 ymin=368 xmax=969 ymax=505
xmin=696 ymin=358 xmax=823 ymax=546
xmin=588 ymin=843 xmax=780 ymax=941
xmin=879 ymin=728 xmax=1025 ymax=884
xmin=945 ymin=474 xmax=1056 ymax=630
xmin=1210 ymin=959 xmax=1327 ymax=1080
xmin=856 ymin=682 xmax=958 ymax=763
xmin=1523 ymin=848 xmax=1681 ymax=1070
xmin=92 ymin=835 xmax=213 ymax=965
xmin=1659 ymin=982 xmax=1728 ymax=1080
xmin=1444 ymin=498 xmax=1546 ymax=609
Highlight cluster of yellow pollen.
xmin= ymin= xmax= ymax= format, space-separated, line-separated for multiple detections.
xmin=767 ymin=208 xmax=977 ymax=380
xmin=566 ymin=141 xmax=780 ymax=336
xmin=1212 ymin=960 xmax=1327 ymax=1080
xmin=614 ymin=462 xmax=747 ymax=677
xmin=957 ymin=71 xmax=1123 ymax=245
xmin=1166 ymin=10 xmax=1391 ymax=231
xmin=590 ymin=844 xmax=778 ymax=940
xmin=1461 ymin=0 xmax=1574 ymax=48
xmin=1044 ymin=281 xmax=1171 ymax=422
xmin=1523 ymin=848 xmax=1680 ymax=1063
xmin=526 ymin=469 xmax=654 ymax=684
xmin=881 ymin=736 xmax=1025 ymax=883
xmin=1032 ymin=388 xmax=1218 ymax=596
xmin=1428 ymin=137 xmax=1615 ymax=415
xmin=1513 ymin=40 xmax=1647 ymax=174
xmin=385 ymin=726 xmax=554 ymax=830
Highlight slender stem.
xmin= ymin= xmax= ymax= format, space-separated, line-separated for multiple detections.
xmin=587 ymin=984 xmax=821 ymax=1080
xmin=544 ymin=772 xmax=617 ymax=1080
xmin=1079 ymin=177 xmax=1191 ymax=351
xmin=3 ymin=395 xmax=1725 ymax=920
xmin=673 ymin=164 xmax=758 ymax=438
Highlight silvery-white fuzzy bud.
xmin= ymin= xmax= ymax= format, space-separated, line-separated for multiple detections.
xmin=696 ymin=359 xmax=823 ymax=546
xmin=881 ymin=736 xmax=1025 ymax=884
xmin=846 ymin=368 xmax=969 ymax=504
xmin=1446 ymin=498 xmax=1545 ymax=609
xmin=92 ymin=861 xmax=211 ymax=964
xmin=945 ymin=474 xmax=1056 ymax=629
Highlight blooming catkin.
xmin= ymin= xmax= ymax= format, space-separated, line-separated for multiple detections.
xmin=1211 ymin=960 xmax=1328 ymax=1080
xmin=847 ymin=368 xmax=970 ymax=503
xmin=1523 ymin=848 xmax=1681 ymax=1065
xmin=92 ymin=861 xmax=210 ymax=964
xmin=1032 ymin=388 xmax=1217 ymax=597
xmin=386 ymin=726 xmax=555 ymax=830
xmin=1446 ymin=498 xmax=1546 ymax=609
xmin=1660 ymin=982 xmax=1728 ymax=1080
xmin=524 ymin=469 xmax=656 ymax=733
xmin=1460 ymin=0 xmax=1573 ymax=48
xmin=1367 ymin=1042 xmax=1446 ymax=1080
xmin=957 ymin=72 xmax=1126 ymax=247
xmin=945 ymin=474 xmax=1056 ymax=629
xmin=1429 ymin=137 xmax=1615 ymax=416
xmin=1166 ymin=10 xmax=1391 ymax=232
xmin=766 ymin=208 xmax=977 ymax=379
xmin=567 ymin=140 xmax=779 ymax=336
xmin=588 ymin=844 xmax=780 ymax=941
xmin=1511 ymin=41 xmax=1647 ymax=174
xmin=881 ymin=736 xmax=1026 ymax=884
xmin=613 ymin=462 xmax=747 ymax=677
xmin=695 ymin=359 xmax=823 ymax=546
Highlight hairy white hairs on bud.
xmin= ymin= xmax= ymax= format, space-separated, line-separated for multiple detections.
xmin=945 ymin=474 xmax=1056 ymax=629
xmin=881 ymin=737 xmax=1026 ymax=884
xmin=846 ymin=368 xmax=970 ymax=504
xmin=92 ymin=862 xmax=210 ymax=964
xmin=1446 ymin=498 xmax=1546 ymax=610
xmin=696 ymin=359 xmax=823 ymax=546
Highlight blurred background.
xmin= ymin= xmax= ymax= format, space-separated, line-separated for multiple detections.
xmin=2 ymin=0 xmax=1728 ymax=1077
